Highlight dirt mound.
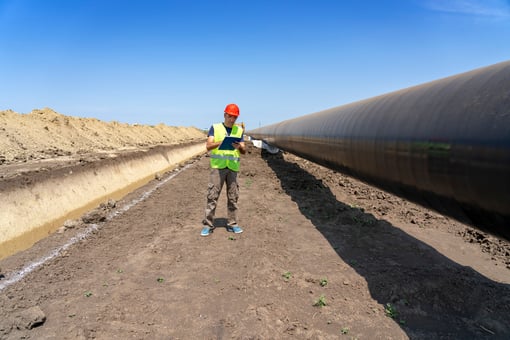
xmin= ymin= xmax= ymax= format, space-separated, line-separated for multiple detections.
xmin=0 ymin=108 xmax=205 ymax=164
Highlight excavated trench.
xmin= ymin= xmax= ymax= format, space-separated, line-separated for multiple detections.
xmin=0 ymin=142 xmax=205 ymax=260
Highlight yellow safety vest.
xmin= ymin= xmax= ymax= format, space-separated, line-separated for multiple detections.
xmin=210 ymin=123 xmax=243 ymax=171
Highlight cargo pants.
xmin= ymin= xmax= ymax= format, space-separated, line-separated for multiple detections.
xmin=203 ymin=167 xmax=239 ymax=228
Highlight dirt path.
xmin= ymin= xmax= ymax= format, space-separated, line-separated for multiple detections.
xmin=1 ymin=144 xmax=509 ymax=339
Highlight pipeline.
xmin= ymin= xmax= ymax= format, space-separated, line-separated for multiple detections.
xmin=249 ymin=60 xmax=510 ymax=240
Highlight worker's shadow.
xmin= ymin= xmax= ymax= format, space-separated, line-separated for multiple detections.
xmin=261 ymin=149 xmax=510 ymax=339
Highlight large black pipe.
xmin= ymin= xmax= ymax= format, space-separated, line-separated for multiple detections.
xmin=249 ymin=61 xmax=510 ymax=240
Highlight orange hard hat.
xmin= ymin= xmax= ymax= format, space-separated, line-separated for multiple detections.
xmin=224 ymin=103 xmax=240 ymax=117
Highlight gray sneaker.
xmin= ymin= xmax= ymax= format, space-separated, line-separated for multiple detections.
xmin=231 ymin=226 xmax=243 ymax=234
xmin=200 ymin=226 xmax=211 ymax=237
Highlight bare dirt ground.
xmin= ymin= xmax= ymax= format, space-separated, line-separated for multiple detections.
xmin=1 ymin=110 xmax=510 ymax=339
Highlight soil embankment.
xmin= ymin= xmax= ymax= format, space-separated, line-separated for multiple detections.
xmin=0 ymin=108 xmax=206 ymax=258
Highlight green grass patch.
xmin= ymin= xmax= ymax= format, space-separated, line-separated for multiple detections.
xmin=314 ymin=294 xmax=327 ymax=307
xmin=282 ymin=271 xmax=292 ymax=281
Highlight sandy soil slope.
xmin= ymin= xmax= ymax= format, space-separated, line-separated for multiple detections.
xmin=0 ymin=108 xmax=207 ymax=260
xmin=0 ymin=137 xmax=509 ymax=339
xmin=0 ymin=108 xmax=205 ymax=166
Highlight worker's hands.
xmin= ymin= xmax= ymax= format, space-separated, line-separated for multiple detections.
xmin=233 ymin=141 xmax=246 ymax=154
xmin=206 ymin=136 xmax=245 ymax=154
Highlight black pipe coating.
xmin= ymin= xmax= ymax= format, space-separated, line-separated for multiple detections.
xmin=249 ymin=61 xmax=510 ymax=240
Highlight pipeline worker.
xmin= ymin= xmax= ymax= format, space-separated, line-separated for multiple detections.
xmin=201 ymin=103 xmax=246 ymax=236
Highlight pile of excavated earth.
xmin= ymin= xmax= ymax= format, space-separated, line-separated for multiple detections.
xmin=0 ymin=108 xmax=207 ymax=260
xmin=0 ymin=108 xmax=205 ymax=166
xmin=0 ymin=108 xmax=509 ymax=339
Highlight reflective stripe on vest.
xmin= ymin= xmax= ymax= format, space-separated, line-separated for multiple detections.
xmin=210 ymin=154 xmax=240 ymax=162
xmin=210 ymin=123 xmax=243 ymax=171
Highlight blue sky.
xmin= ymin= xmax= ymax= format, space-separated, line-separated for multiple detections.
xmin=1 ymin=0 xmax=509 ymax=130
